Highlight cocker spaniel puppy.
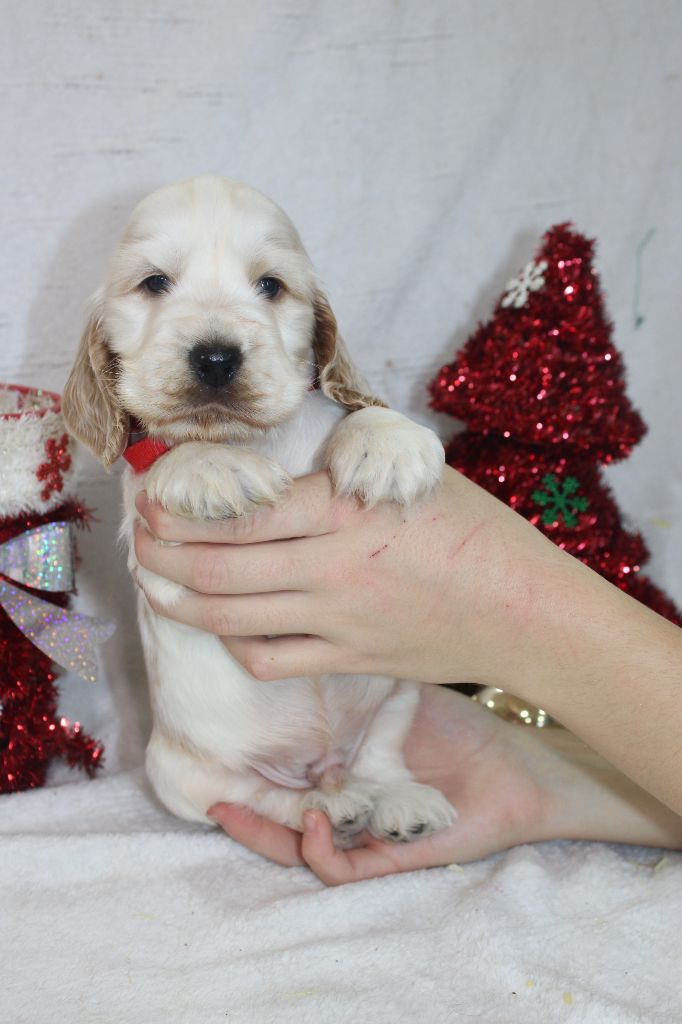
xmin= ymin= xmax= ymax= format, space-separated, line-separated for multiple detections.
xmin=63 ymin=175 xmax=456 ymax=847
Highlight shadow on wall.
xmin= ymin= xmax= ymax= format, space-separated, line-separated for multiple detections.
xmin=20 ymin=187 xmax=158 ymax=773
xmin=21 ymin=186 xmax=152 ymax=385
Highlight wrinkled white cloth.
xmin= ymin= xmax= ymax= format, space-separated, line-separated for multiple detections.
xmin=2 ymin=1 xmax=682 ymax=1021
xmin=2 ymin=770 xmax=681 ymax=1023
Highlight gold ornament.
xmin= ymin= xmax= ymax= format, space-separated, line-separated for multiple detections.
xmin=473 ymin=687 xmax=558 ymax=728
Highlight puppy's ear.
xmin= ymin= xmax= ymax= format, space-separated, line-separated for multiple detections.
xmin=62 ymin=293 xmax=129 ymax=468
xmin=312 ymin=293 xmax=386 ymax=411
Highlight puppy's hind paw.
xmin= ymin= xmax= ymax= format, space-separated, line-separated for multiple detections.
xmin=369 ymin=781 xmax=457 ymax=843
xmin=303 ymin=783 xmax=377 ymax=847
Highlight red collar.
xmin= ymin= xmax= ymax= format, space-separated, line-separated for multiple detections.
xmin=123 ymin=434 xmax=173 ymax=474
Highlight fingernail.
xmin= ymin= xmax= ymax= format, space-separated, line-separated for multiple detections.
xmin=303 ymin=811 xmax=318 ymax=834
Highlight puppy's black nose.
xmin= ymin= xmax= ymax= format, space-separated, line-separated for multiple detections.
xmin=189 ymin=343 xmax=243 ymax=389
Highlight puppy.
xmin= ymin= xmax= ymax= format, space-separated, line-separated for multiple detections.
xmin=63 ymin=175 xmax=456 ymax=847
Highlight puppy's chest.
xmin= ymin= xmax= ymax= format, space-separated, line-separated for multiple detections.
xmin=244 ymin=389 xmax=347 ymax=475
xmin=135 ymin=391 xmax=365 ymax=785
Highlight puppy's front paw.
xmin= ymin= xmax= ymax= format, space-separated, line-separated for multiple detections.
xmin=145 ymin=442 xmax=291 ymax=520
xmin=369 ymin=781 xmax=457 ymax=843
xmin=326 ymin=407 xmax=444 ymax=507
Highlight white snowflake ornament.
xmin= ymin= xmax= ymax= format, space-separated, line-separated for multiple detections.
xmin=501 ymin=259 xmax=548 ymax=308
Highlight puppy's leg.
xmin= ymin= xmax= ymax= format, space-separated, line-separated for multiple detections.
xmin=127 ymin=442 xmax=291 ymax=611
xmin=146 ymin=729 xmax=310 ymax=829
xmin=325 ymin=406 xmax=445 ymax=507
xmin=349 ymin=682 xmax=457 ymax=843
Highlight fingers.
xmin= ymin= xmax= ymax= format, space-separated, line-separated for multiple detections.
xmin=135 ymin=471 xmax=359 ymax=545
xmin=209 ymin=805 xmax=457 ymax=885
xmin=142 ymin=584 xmax=314 ymax=638
xmin=299 ymin=811 xmax=394 ymax=885
xmin=221 ymin=634 xmax=349 ymax=680
xmin=299 ymin=812 xmax=438 ymax=886
xmin=208 ymin=803 xmax=305 ymax=867
xmin=134 ymin=522 xmax=316 ymax=595
xmin=209 ymin=805 xmax=413 ymax=884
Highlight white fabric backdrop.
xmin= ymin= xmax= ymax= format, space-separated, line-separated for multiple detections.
xmin=1 ymin=2 xmax=681 ymax=1021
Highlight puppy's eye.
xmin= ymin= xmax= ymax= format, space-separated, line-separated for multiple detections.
xmin=257 ymin=276 xmax=282 ymax=299
xmin=142 ymin=274 xmax=171 ymax=295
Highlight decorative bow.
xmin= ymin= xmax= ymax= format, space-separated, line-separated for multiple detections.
xmin=0 ymin=522 xmax=115 ymax=683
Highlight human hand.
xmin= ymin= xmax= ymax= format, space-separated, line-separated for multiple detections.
xmin=208 ymin=686 xmax=549 ymax=883
xmin=206 ymin=685 xmax=682 ymax=884
xmin=134 ymin=465 xmax=573 ymax=694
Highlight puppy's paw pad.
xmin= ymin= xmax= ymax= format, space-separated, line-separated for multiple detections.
xmin=145 ymin=443 xmax=291 ymax=519
xmin=369 ymin=782 xmax=456 ymax=843
xmin=326 ymin=408 xmax=444 ymax=507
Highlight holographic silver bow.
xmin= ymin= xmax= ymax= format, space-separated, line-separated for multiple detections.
xmin=0 ymin=521 xmax=115 ymax=682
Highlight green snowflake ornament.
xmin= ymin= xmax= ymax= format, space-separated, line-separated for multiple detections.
xmin=532 ymin=474 xmax=590 ymax=528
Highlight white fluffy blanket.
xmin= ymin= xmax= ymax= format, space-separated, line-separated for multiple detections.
xmin=2 ymin=758 xmax=681 ymax=1022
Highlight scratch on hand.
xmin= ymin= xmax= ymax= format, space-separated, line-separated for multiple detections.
xmin=448 ymin=522 xmax=485 ymax=561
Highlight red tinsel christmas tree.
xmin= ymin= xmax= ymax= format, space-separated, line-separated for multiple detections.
xmin=429 ymin=223 xmax=681 ymax=626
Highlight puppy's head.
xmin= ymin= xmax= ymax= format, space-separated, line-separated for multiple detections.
xmin=63 ymin=175 xmax=382 ymax=466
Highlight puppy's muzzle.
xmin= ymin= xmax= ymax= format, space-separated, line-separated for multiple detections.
xmin=189 ymin=342 xmax=243 ymax=390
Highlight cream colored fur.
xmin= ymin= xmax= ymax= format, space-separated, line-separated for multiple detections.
xmin=64 ymin=175 xmax=455 ymax=846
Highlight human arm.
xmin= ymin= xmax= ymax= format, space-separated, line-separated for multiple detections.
xmin=134 ymin=466 xmax=682 ymax=817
